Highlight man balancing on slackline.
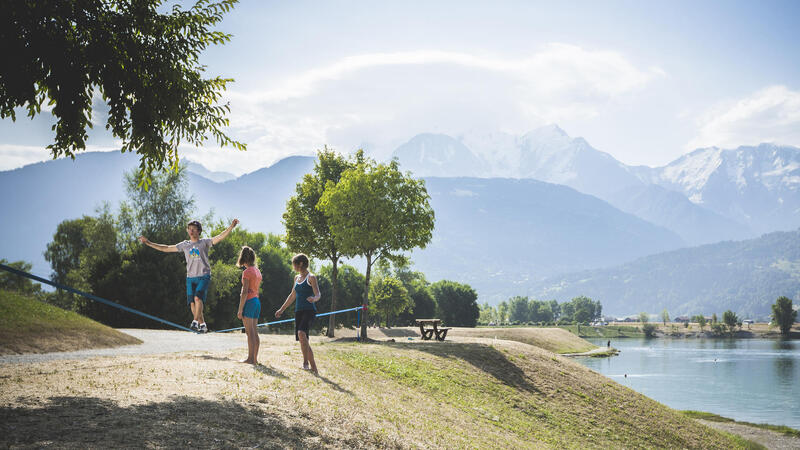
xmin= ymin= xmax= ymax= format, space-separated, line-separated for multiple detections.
xmin=139 ymin=219 xmax=239 ymax=333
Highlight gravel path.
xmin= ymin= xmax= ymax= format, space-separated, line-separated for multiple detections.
xmin=697 ymin=419 xmax=800 ymax=450
xmin=0 ymin=329 xmax=248 ymax=365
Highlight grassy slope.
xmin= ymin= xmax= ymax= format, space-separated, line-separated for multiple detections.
xmin=0 ymin=335 xmax=764 ymax=449
xmin=0 ymin=289 xmax=141 ymax=354
xmin=449 ymin=327 xmax=598 ymax=353
xmin=0 ymin=336 xmax=760 ymax=448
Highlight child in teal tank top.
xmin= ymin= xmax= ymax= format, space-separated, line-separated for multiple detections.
xmin=275 ymin=253 xmax=321 ymax=374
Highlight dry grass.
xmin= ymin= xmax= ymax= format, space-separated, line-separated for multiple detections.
xmin=445 ymin=327 xmax=597 ymax=354
xmin=0 ymin=290 xmax=141 ymax=355
xmin=0 ymin=334 xmax=757 ymax=449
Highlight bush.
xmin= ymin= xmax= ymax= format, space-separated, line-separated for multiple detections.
xmin=641 ymin=323 xmax=657 ymax=337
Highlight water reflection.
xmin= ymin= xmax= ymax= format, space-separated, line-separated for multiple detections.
xmin=774 ymin=339 xmax=796 ymax=386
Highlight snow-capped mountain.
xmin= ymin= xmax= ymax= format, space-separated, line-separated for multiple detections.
xmin=391 ymin=127 xmax=800 ymax=242
xmin=639 ymin=144 xmax=800 ymax=234
xmin=392 ymin=133 xmax=483 ymax=177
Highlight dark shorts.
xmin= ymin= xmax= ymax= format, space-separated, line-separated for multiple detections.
xmin=295 ymin=309 xmax=316 ymax=341
xmin=243 ymin=297 xmax=261 ymax=319
xmin=186 ymin=274 xmax=210 ymax=305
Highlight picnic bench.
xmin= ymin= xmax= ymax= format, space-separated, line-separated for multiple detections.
xmin=415 ymin=319 xmax=451 ymax=341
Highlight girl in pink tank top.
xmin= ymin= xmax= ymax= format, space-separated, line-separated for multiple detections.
xmin=237 ymin=246 xmax=262 ymax=365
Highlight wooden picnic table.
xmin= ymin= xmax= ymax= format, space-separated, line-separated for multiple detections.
xmin=415 ymin=319 xmax=451 ymax=341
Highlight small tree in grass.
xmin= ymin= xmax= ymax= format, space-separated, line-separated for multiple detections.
xmin=639 ymin=312 xmax=657 ymax=338
xmin=772 ymin=296 xmax=797 ymax=336
xmin=692 ymin=315 xmax=707 ymax=331
xmin=320 ymin=152 xmax=435 ymax=340
xmin=661 ymin=309 xmax=670 ymax=326
xmin=722 ymin=310 xmax=739 ymax=336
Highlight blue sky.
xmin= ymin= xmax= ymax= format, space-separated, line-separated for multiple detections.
xmin=1 ymin=0 xmax=799 ymax=174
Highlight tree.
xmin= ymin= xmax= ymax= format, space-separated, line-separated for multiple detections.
xmin=661 ymin=309 xmax=670 ymax=326
xmin=570 ymin=296 xmax=598 ymax=325
xmin=0 ymin=0 xmax=244 ymax=184
xmin=549 ymin=300 xmax=560 ymax=321
xmin=478 ymin=303 xmax=497 ymax=325
xmin=711 ymin=313 xmax=718 ymax=324
xmin=284 ymin=147 xmax=356 ymax=337
xmin=508 ymin=296 xmax=530 ymax=323
xmin=722 ymin=310 xmax=739 ymax=336
xmin=319 ymin=153 xmax=435 ymax=339
xmin=431 ymin=280 xmax=479 ymax=327
xmin=392 ymin=265 xmax=436 ymax=326
xmin=530 ymin=300 xmax=554 ymax=324
xmin=0 ymin=260 xmax=42 ymax=295
xmin=370 ymin=277 xmax=412 ymax=327
xmin=772 ymin=296 xmax=797 ymax=335
xmin=317 ymin=264 xmax=367 ymax=329
xmin=639 ymin=312 xmax=657 ymax=337
xmin=497 ymin=301 xmax=509 ymax=324
xmin=692 ymin=315 xmax=707 ymax=331
xmin=44 ymin=208 xmax=120 ymax=316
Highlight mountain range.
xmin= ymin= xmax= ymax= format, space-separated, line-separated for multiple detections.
xmin=2 ymin=126 xmax=799 ymax=315
xmin=392 ymin=126 xmax=800 ymax=244
xmin=529 ymin=229 xmax=800 ymax=318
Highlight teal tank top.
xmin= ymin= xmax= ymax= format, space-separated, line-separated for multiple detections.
xmin=294 ymin=274 xmax=317 ymax=312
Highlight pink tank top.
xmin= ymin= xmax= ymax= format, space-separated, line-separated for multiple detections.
xmin=242 ymin=266 xmax=262 ymax=299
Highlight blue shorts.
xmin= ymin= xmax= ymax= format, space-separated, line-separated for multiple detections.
xmin=186 ymin=274 xmax=210 ymax=305
xmin=243 ymin=297 xmax=261 ymax=319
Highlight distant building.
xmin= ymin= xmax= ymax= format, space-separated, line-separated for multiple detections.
xmin=674 ymin=316 xmax=690 ymax=323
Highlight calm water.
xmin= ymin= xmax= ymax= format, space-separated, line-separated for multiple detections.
xmin=577 ymin=338 xmax=800 ymax=429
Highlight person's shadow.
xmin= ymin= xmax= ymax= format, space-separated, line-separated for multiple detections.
xmin=253 ymin=364 xmax=289 ymax=380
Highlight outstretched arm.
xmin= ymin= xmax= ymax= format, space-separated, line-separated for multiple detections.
xmin=275 ymin=285 xmax=297 ymax=318
xmin=212 ymin=219 xmax=239 ymax=245
xmin=138 ymin=236 xmax=178 ymax=253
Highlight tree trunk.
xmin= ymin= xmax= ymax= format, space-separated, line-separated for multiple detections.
xmin=326 ymin=258 xmax=338 ymax=338
xmin=361 ymin=253 xmax=372 ymax=340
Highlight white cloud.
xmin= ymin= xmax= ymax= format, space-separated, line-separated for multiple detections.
xmin=688 ymin=85 xmax=800 ymax=150
xmin=1 ymin=44 xmax=664 ymax=174
xmin=213 ymin=44 xmax=663 ymax=170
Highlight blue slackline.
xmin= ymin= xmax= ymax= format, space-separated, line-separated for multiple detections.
xmin=1 ymin=262 xmax=367 ymax=336
xmin=213 ymin=305 xmax=366 ymax=333
xmin=0 ymin=262 xmax=197 ymax=333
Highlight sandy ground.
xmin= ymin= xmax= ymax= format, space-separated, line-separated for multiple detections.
xmin=1 ymin=328 xmax=795 ymax=449
xmin=0 ymin=329 xmax=248 ymax=365
xmin=698 ymin=420 xmax=800 ymax=450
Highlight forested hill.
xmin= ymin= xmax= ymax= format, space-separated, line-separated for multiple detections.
xmin=530 ymin=229 xmax=800 ymax=318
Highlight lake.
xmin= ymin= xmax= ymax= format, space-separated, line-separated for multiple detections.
xmin=577 ymin=338 xmax=800 ymax=429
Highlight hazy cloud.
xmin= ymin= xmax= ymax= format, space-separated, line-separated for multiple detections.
xmin=689 ymin=85 xmax=800 ymax=150
xmin=214 ymin=44 xmax=664 ymax=169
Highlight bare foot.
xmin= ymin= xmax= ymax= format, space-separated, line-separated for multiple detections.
xmin=240 ymin=358 xmax=254 ymax=364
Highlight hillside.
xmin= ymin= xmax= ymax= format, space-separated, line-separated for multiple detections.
xmin=530 ymin=229 xmax=800 ymax=318
xmin=0 ymin=289 xmax=141 ymax=354
xmin=0 ymin=334 xmax=756 ymax=448
xmin=413 ymin=177 xmax=684 ymax=302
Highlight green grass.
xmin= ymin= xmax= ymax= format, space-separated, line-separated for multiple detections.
xmin=321 ymin=341 xmax=759 ymax=449
xmin=0 ymin=289 xmax=140 ymax=354
xmin=451 ymin=327 xmax=598 ymax=354
xmin=558 ymin=324 xmax=644 ymax=338
xmin=682 ymin=410 xmax=800 ymax=438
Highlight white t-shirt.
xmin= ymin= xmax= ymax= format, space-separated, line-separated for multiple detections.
xmin=176 ymin=238 xmax=213 ymax=277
